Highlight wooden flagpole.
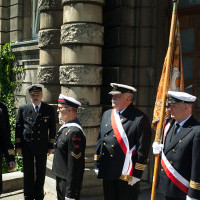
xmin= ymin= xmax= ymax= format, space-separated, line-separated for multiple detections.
xmin=150 ymin=1 xmax=179 ymax=200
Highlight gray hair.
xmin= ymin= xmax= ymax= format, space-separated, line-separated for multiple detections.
xmin=125 ymin=93 xmax=134 ymax=102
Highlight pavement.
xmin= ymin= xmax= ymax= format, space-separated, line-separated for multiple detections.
xmin=1 ymin=188 xmax=165 ymax=200
xmin=1 ymin=167 xmax=165 ymax=200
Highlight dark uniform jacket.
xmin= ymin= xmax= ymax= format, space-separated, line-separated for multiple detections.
xmin=15 ymin=102 xmax=56 ymax=155
xmin=159 ymin=116 xmax=200 ymax=199
xmin=0 ymin=102 xmax=11 ymax=135
xmin=0 ymin=104 xmax=15 ymax=193
xmin=52 ymin=119 xmax=86 ymax=199
xmin=94 ymin=104 xmax=152 ymax=180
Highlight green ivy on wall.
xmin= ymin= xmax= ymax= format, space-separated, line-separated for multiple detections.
xmin=0 ymin=43 xmax=25 ymax=173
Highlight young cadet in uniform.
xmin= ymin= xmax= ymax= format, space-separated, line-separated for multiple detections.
xmin=94 ymin=83 xmax=152 ymax=200
xmin=153 ymin=91 xmax=200 ymax=200
xmin=52 ymin=94 xmax=86 ymax=200
xmin=0 ymin=102 xmax=15 ymax=194
xmin=15 ymin=84 xmax=56 ymax=200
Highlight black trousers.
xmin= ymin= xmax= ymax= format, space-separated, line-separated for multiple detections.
xmin=56 ymin=176 xmax=81 ymax=200
xmin=103 ymin=179 xmax=139 ymax=200
xmin=23 ymin=154 xmax=47 ymax=200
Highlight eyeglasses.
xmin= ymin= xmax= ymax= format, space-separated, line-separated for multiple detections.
xmin=57 ymin=106 xmax=69 ymax=110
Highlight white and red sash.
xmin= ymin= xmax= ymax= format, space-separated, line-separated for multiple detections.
xmin=161 ymin=121 xmax=189 ymax=194
xmin=111 ymin=109 xmax=136 ymax=181
xmin=161 ymin=151 xmax=189 ymax=194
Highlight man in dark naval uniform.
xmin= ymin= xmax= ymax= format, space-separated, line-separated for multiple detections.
xmin=15 ymin=84 xmax=56 ymax=200
xmin=52 ymin=94 xmax=86 ymax=200
xmin=0 ymin=101 xmax=11 ymax=136
xmin=94 ymin=83 xmax=152 ymax=200
xmin=0 ymin=102 xmax=15 ymax=194
xmin=153 ymin=91 xmax=200 ymax=200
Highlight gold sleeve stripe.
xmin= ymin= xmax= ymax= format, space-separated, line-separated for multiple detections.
xmin=71 ymin=152 xmax=82 ymax=159
xmin=135 ymin=163 xmax=146 ymax=171
xmin=8 ymin=149 xmax=15 ymax=156
xmin=94 ymin=154 xmax=99 ymax=161
xmin=49 ymin=139 xmax=54 ymax=143
xmin=15 ymin=138 xmax=21 ymax=143
xmin=190 ymin=180 xmax=200 ymax=191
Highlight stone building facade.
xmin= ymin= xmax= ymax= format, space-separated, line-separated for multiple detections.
xmin=1 ymin=0 xmax=200 ymax=196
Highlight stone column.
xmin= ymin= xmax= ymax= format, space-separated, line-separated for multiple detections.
xmin=38 ymin=0 xmax=63 ymax=104
xmin=61 ymin=0 xmax=104 ymax=195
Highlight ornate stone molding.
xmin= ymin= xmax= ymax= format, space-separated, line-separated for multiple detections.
xmin=60 ymin=65 xmax=102 ymax=85
xmin=39 ymin=0 xmax=62 ymax=11
xmin=61 ymin=23 xmax=103 ymax=45
xmin=39 ymin=29 xmax=61 ymax=49
xmin=38 ymin=66 xmax=59 ymax=84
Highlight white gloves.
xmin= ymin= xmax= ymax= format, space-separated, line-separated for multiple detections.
xmin=65 ymin=198 xmax=75 ymax=200
xmin=128 ymin=177 xmax=140 ymax=186
xmin=152 ymin=142 xmax=163 ymax=155
xmin=186 ymin=195 xmax=198 ymax=200
xmin=94 ymin=169 xmax=99 ymax=175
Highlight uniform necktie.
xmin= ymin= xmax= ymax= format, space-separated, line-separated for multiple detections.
xmin=171 ymin=123 xmax=180 ymax=141
xmin=174 ymin=123 xmax=180 ymax=134
xmin=35 ymin=106 xmax=39 ymax=113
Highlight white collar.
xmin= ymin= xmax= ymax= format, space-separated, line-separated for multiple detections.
xmin=176 ymin=114 xmax=191 ymax=127
xmin=32 ymin=102 xmax=41 ymax=110
xmin=117 ymin=107 xmax=127 ymax=114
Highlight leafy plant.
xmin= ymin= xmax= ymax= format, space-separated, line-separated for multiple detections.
xmin=0 ymin=43 xmax=25 ymax=173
